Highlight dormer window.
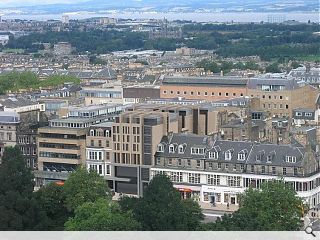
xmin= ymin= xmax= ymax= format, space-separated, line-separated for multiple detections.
xmin=105 ymin=130 xmax=110 ymax=138
xmin=286 ymin=156 xmax=296 ymax=163
xmin=209 ymin=151 xmax=218 ymax=159
xmin=169 ymin=144 xmax=175 ymax=153
xmin=191 ymin=147 xmax=205 ymax=155
xmin=157 ymin=144 xmax=164 ymax=152
xmin=237 ymin=150 xmax=247 ymax=161
xmin=225 ymin=150 xmax=232 ymax=160
xmin=178 ymin=144 xmax=185 ymax=154
xmin=90 ymin=129 xmax=95 ymax=136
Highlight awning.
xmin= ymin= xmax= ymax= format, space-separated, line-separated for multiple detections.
xmin=178 ymin=188 xmax=192 ymax=193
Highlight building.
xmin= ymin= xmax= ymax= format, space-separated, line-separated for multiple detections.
xmin=152 ymin=133 xmax=320 ymax=208
xmin=176 ymin=47 xmax=197 ymax=56
xmin=0 ymin=97 xmax=47 ymax=168
xmin=0 ymin=35 xmax=9 ymax=45
xmin=80 ymin=86 xmax=123 ymax=106
xmin=110 ymin=110 xmax=179 ymax=196
xmin=0 ymin=111 xmax=20 ymax=162
xmin=149 ymin=19 xmax=182 ymax=39
xmin=123 ymin=86 xmax=160 ymax=104
xmin=127 ymin=102 xmax=229 ymax=136
xmin=53 ymin=42 xmax=72 ymax=56
xmin=86 ymin=122 xmax=113 ymax=189
xmin=289 ymin=66 xmax=320 ymax=86
xmin=248 ymin=79 xmax=319 ymax=118
xmin=293 ymin=108 xmax=318 ymax=126
xmin=61 ymin=15 xmax=69 ymax=24
xmin=160 ymin=76 xmax=248 ymax=101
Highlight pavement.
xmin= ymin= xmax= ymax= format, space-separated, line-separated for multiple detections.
xmin=200 ymin=202 xmax=238 ymax=223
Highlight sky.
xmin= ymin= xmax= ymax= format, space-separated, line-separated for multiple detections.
xmin=0 ymin=0 xmax=88 ymax=7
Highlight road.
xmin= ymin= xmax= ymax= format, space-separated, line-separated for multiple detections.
xmin=202 ymin=209 xmax=232 ymax=223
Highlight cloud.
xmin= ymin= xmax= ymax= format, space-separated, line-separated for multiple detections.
xmin=0 ymin=0 xmax=89 ymax=7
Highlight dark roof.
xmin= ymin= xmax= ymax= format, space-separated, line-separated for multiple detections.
xmin=123 ymin=87 xmax=160 ymax=99
xmin=162 ymin=76 xmax=248 ymax=87
xmin=156 ymin=133 xmax=308 ymax=168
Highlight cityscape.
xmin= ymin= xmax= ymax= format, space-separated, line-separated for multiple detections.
xmin=0 ymin=0 xmax=319 ymax=237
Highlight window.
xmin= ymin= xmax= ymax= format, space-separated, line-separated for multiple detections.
xmin=170 ymin=172 xmax=183 ymax=183
xmin=209 ymin=151 xmax=218 ymax=159
xmin=156 ymin=157 xmax=161 ymax=165
xmin=305 ymin=113 xmax=313 ymax=117
xmin=157 ymin=144 xmax=164 ymax=152
xmin=251 ymin=165 xmax=254 ymax=173
xmin=168 ymin=158 xmax=172 ymax=165
xmin=237 ymin=150 xmax=246 ymax=161
xmin=106 ymin=165 xmax=111 ymax=175
xmin=208 ymin=162 xmax=213 ymax=168
xmin=188 ymin=173 xmax=200 ymax=184
xmin=178 ymin=145 xmax=185 ymax=154
xmin=187 ymin=159 xmax=191 ymax=167
xmin=225 ymin=163 xmax=229 ymax=170
xmin=169 ymin=144 xmax=175 ymax=153
xmin=283 ymin=168 xmax=287 ymax=176
xmin=233 ymin=165 xmax=237 ymax=171
xmin=295 ymin=112 xmax=303 ymax=117
xmin=204 ymin=92 xmax=208 ymax=96
xmin=240 ymin=164 xmax=245 ymax=171
xmin=272 ymin=167 xmax=276 ymax=175
xmin=196 ymin=160 xmax=201 ymax=168
xmin=178 ymin=159 xmax=182 ymax=166
xmin=294 ymin=168 xmax=298 ymax=176
xmin=218 ymin=163 xmax=221 ymax=169
xmin=90 ymin=140 xmax=94 ymax=147
xmin=191 ymin=147 xmax=205 ymax=155
xmin=286 ymin=156 xmax=296 ymax=163
xmin=227 ymin=176 xmax=241 ymax=187
xmin=261 ymin=166 xmax=265 ymax=173
xmin=225 ymin=150 xmax=232 ymax=160
xmin=207 ymin=175 xmax=220 ymax=185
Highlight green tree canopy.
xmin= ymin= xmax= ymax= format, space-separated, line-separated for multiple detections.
xmin=63 ymin=167 xmax=111 ymax=211
xmin=203 ymin=180 xmax=303 ymax=231
xmin=33 ymin=183 xmax=70 ymax=230
xmin=0 ymin=147 xmax=46 ymax=230
xmin=64 ymin=198 xmax=141 ymax=231
xmin=128 ymin=174 xmax=203 ymax=231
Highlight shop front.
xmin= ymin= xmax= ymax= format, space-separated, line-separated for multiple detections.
xmin=174 ymin=184 xmax=201 ymax=202
xmin=201 ymin=185 xmax=244 ymax=205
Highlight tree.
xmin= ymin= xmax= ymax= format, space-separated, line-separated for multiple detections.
xmin=203 ymin=180 xmax=303 ymax=231
xmin=33 ymin=183 xmax=70 ymax=230
xmin=64 ymin=198 xmax=141 ymax=231
xmin=0 ymin=146 xmax=46 ymax=230
xmin=132 ymin=174 xmax=203 ymax=231
xmin=63 ymin=167 xmax=111 ymax=211
xmin=265 ymin=63 xmax=281 ymax=73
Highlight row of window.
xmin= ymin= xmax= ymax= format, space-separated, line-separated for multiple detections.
xmin=0 ymin=132 xmax=13 ymax=141
xmin=163 ymin=90 xmax=244 ymax=97
xmin=295 ymin=112 xmax=313 ymax=117
xmin=88 ymin=164 xmax=111 ymax=175
xmin=159 ymin=158 xmax=300 ymax=176
xmin=262 ymin=103 xmax=289 ymax=109
xmin=153 ymin=171 xmax=240 ymax=187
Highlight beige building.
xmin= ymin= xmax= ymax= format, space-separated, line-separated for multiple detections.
xmin=249 ymin=83 xmax=319 ymax=118
xmin=111 ymin=110 xmax=179 ymax=195
xmin=0 ymin=112 xmax=20 ymax=162
xmin=36 ymin=118 xmax=92 ymax=185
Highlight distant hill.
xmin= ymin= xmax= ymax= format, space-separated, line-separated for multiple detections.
xmin=1 ymin=0 xmax=318 ymax=13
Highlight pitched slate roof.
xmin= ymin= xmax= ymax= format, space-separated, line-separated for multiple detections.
xmin=155 ymin=133 xmax=309 ymax=168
